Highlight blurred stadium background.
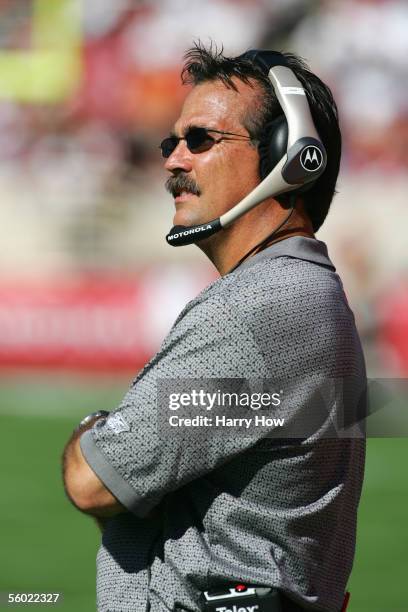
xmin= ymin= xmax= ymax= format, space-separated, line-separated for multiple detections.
xmin=0 ymin=1 xmax=407 ymax=610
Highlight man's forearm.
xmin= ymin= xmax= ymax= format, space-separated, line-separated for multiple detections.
xmin=62 ymin=415 xmax=125 ymax=519
xmin=62 ymin=414 xmax=104 ymax=493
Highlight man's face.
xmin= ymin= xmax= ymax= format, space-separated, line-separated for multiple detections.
xmin=164 ymin=78 xmax=261 ymax=229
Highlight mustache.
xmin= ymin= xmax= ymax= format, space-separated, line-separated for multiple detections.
xmin=165 ymin=173 xmax=201 ymax=198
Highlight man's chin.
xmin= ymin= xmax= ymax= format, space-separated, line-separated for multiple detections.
xmin=171 ymin=195 xmax=205 ymax=228
xmin=172 ymin=210 xmax=202 ymax=228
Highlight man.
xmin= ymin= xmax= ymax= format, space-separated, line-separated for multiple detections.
xmin=63 ymin=44 xmax=366 ymax=612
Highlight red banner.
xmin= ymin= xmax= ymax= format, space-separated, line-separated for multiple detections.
xmin=0 ymin=269 xmax=213 ymax=371
xmin=378 ymin=280 xmax=408 ymax=375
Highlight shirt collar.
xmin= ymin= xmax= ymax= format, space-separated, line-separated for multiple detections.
xmin=235 ymin=236 xmax=336 ymax=272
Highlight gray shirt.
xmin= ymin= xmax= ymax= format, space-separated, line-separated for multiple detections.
xmin=81 ymin=236 xmax=366 ymax=612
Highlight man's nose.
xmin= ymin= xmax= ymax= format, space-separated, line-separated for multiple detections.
xmin=164 ymin=140 xmax=193 ymax=173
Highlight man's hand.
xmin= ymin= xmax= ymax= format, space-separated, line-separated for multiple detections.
xmin=62 ymin=417 xmax=125 ymax=518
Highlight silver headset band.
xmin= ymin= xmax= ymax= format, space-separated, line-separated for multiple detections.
xmin=220 ymin=65 xmax=321 ymax=228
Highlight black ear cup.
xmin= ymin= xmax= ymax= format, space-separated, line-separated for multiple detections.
xmin=258 ymin=115 xmax=288 ymax=181
xmin=258 ymin=114 xmax=316 ymax=198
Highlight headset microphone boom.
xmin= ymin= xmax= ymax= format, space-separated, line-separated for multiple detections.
xmin=166 ymin=50 xmax=327 ymax=247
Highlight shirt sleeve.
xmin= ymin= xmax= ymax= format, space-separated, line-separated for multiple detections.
xmin=80 ymin=293 xmax=272 ymax=517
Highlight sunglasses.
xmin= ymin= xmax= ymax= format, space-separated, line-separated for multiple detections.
xmin=160 ymin=126 xmax=252 ymax=158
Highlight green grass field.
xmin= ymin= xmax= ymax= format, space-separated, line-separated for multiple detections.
xmin=0 ymin=375 xmax=407 ymax=611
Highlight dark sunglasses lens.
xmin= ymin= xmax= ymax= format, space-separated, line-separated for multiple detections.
xmin=186 ymin=128 xmax=215 ymax=153
xmin=160 ymin=137 xmax=178 ymax=158
xmin=160 ymin=129 xmax=216 ymax=158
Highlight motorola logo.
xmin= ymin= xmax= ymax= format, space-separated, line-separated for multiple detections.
xmin=300 ymin=146 xmax=323 ymax=172
xmin=167 ymin=224 xmax=212 ymax=241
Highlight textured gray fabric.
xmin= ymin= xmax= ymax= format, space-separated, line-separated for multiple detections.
xmin=80 ymin=236 xmax=366 ymax=612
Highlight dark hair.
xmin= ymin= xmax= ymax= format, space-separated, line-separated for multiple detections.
xmin=181 ymin=42 xmax=341 ymax=232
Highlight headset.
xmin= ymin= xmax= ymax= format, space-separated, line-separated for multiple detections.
xmin=165 ymin=49 xmax=327 ymax=247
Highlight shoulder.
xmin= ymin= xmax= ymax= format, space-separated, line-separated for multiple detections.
xmin=175 ymin=255 xmax=350 ymax=336
xmin=216 ymin=256 xmax=363 ymax=377
xmin=222 ymin=254 xmax=347 ymax=315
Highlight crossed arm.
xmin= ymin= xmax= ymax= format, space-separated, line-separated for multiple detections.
xmin=62 ymin=417 xmax=125 ymax=518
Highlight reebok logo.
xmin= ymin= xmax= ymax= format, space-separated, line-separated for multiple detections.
xmin=215 ymin=606 xmax=259 ymax=612
xmin=106 ymin=413 xmax=130 ymax=434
